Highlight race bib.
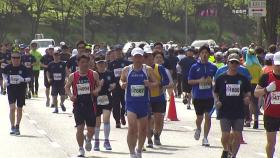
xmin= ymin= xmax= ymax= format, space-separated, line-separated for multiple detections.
xmin=113 ymin=68 xmax=122 ymax=77
xmin=53 ymin=73 xmax=62 ymax=81
xmin=199 ymin=83 xmax=211 ymax=90
xmin=97 ymin=95 xmax=109 ymax=105
xmin=1 ymin=63 xmax=7 ymax=69
xmin=77 ymin=83 xmax=91 ymax=95
xmin=226 ymin=84 xmax=240 ymax=96
xmin=271 ymin=92 xmax=280 ymax=104
xmin=10 ymin=75 xmax=21 ymax=84
xmin=24 ymin=62 xmax=31 ymax=68
xmin=131 ymin=85 xmax=145 ymax=97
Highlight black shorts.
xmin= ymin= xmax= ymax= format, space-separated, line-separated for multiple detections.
xmin=0 ymin=70 xmax=2 ymax=80
xmin=96 ymin=105 xmax=113 ymax=117
xmin=182 ymin=79 xmax=192 ymax=93
xmin=193 ymin=98 xmax=214 ymax=115
xmin=7 ymin=86 xmax=26 ymax=108
xmin=44 ymin=74 xmax=51 ymax=88
xmin=264 ymin=115 xmax=280 ymax=132
xmin=51 ymin=85 xmax=65 ymax=96
xmin=151 ymin=101 xmax=167 ymax=113
xmin=74 ymin=106 xmax=96 ymax=127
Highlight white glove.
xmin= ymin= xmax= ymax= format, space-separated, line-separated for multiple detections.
xmin=266 ymin=81 xmax=276 ymax=92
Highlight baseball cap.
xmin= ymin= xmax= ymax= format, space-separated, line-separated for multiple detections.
xmin=228 ymin=53 xmax=240 ymax=63
xmin=95 ymin=55 xmax=106 ymax=63
xmin=265 ymin=53 xmax=274 ymax=61
xmin=48 ymin=45 xmax=54 ymax=49
xmin=144 ymin=45 xmax=152 ymax=54
xmin=131 ymin=47 xmax=144 ymax=56
xmin=273 ymin=52 xmax=280 ymax=65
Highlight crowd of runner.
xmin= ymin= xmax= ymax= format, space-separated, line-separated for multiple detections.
xmin=0 ymin=40 xmax=279 ymax=158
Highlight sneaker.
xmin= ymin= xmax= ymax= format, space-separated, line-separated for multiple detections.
xmin=10 ymin=126 xmax=16 ymax=135
xmin=183 ymin=98 xmax=188 ymax=104
xmin=194 ymin=129 xmax=201 ymax=140
xmin=136 ymin=150 xmax=142 ymax=158
xmin=28 ymin=91 xmax=32 ymax=99
xmin=94 ymin=141 xmax=100 ymax=151
xmin=253 ymin=121 xmax=258 ymax=129
xmin=202 ymin=138 xmax=210 ymax=146
xmin=46 ymin=99 xmax=50 ymax=107
xmin=84 ymin=136 xmax=92 ymax=151
xmin=78 ymin=147 xmax=85 ymax=157
xmin=146 ymin=139 xmax=153 ymax=148
xmin=53 ymin=108 xmax=59 ymax=113
xmin=121 ymin=116 xmax=126 ymax=125
xmin=2 ymin=90 xmax=6 ymax=95
xmin=116 ymin=123 xmax=121 ymax=128
xmin=244 ymin=122 xmax=251 ymax=127
xmin=130 ymin=154 xmax=137 ymax=158
xmin=61 ymin=104 xmax=66 ymax=112
xmin=34 ymin=94 xmax=38 ymax=98
xmin=14 ymin=126 xmax=20 ymax=135
xmin=104 ymin=141 xmax=112 ymax=150
xmin=154 ymin=134 xmax=162 ymax=145
xmin=221 ymin=150 xmax=229 ymax=158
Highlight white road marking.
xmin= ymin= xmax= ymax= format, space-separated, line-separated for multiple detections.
xmin=29 ymin=120 xmax=37 ymax=125
xmin=181 ymin=126 xmax=195 ymax=131
xmin=50 ymin=141 xmax=61 ymax=148
xmin=37 ymin=129 xmax=47 ymax=135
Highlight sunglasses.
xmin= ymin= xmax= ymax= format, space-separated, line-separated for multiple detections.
xmin=229 ymin=60 xmax=239 ymax=64
xmin=12 ymin=57 xmax=20 ymax=59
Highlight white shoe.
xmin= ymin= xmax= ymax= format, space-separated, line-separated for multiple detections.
xmin=78 ymin=147 xmax=85 ymax=157
xmin=84 ymin=137 xmax=92 ymax=151
xmin=130 ymin=154 xmax=137 ymax=158
xmin=202 ymin=137 xmax=210 ymax=146
xmin=136 ymin=151 xmax=142 ymax=158
xmin=194 ymin=129 xmax=201 ymax=140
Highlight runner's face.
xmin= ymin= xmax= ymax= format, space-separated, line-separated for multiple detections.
xmin=154 ymin=54 xmax=164 ymax=65
xmin=53 ymin=53 xmax=60 ymax=61
xmin=78 ymin=58 xmax=89 ymax=70
xmin=48 ymin=48 xmax=54 ymax=55
xmin=77 ymin=44 xmax=86 ymax=54
xmin=144 ymin=54 xmax=154 ymax=66
xmin=154 ymin=45 xmax=163 ymax=51
xmin=228 ymin=60 xmax=239 ymax=71
xmin=133 ymin=54 xmax=144 ymax=64
xmin=11 ymin=54 xmax=21 ymax=66
xmin=96 ymin=62 xmax=106 ymax=71
xmin=199 ymin=49 xmax=209 ymax=62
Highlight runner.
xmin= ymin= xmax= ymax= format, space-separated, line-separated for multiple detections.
xmin=263 ymin=53 xmax=274 ymax=74
xmin=66 ymin=40 xmax=86 ymax=74
xmin=65 ymin=54 xmax=103 ymax=157
xmin=119 ymin=47 xmax=158 ymax=158
xmin=2 ymin=51 xmax=31 ymax=135
xmin=94 ymin=55 xmax=115 ymax=151
xmin=178 ymin=48 xmax=197 ymax=109
xmin=188 ymin=45 xmax=217 ymax=146
xmin=47 ymin=49 xmax=67 ymax=113
xmin=41 ymin=45 xmax=54 ymax=107
xmin=30 ymin=42 xmax=42 ymax=97
xmin=214 ymin=52 xmax=225 ymax=68
xmin=214 ymin=53 xmax=251 ymax=158
xmin=1 ymin=43 xmax=11 ymax=95
xmin=21 ymin=47 xmax=36 ymax=99
xmin=108 ymin=45 xmax=130 ymax=128
xmin=254 ymin=51 xmax=280 ymax=158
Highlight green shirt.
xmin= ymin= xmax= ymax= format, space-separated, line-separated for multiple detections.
xmin=31 ymin=50 xmax=42 ymax=71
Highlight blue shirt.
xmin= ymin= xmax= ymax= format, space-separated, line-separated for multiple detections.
xmin=188 ymin=61 xmax=217 ymax=99
xmin=214 ymin=65 xmax=252 ymax=81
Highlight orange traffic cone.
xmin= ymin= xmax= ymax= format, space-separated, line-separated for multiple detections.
xmin=167 ymin=93 xmax=179 ymax=121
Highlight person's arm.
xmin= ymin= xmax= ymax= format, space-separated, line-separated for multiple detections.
xmin=92 ymin=71 xmax=103 ymax=96
xmin=213 ymin=77 xmax=222 ymax=109
xmin=254 ymin=74 xmax=271 ymax=97
xmin=65 ymin=73 xmax=76 ymax=102
xmin=188 ymin=66 xmax=204 ymax=85
xmin=159 ymin=66 xmax=169 ymax=87
xmin=119 ymin=67 xmax=128 ymax=89
xmin=145 ymin=67 xmax=159 ymax=88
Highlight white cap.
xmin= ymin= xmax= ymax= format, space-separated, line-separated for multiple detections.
xmin=48 ymin=45 xmax=54 ymax=49
xmin=144 ymin=45 xmax=152 ymax=54
xmin=273 ymin=52 xmax=280 ymax=65
xmin=60 ymin=41 xmax=65 ymax=46
xmin=265 ymin=53 xmax=274 ymax=61
xmin=131 ymin=47 xmax=144 ymax=56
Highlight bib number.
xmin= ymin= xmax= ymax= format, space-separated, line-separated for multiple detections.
xmin=10 ymin=75 xmax=21 ymax=84
xmin=131 ymin=85 xmax=145 ymax=97
xmin=97 ymin=95 xmax=109 ymax=105
xmin=77 ymin=83 xmax=90 ymax=95
xmin=114 ymin=68 xmax=122 ymax=77
xmin=53 ymin=73 xmax=62 ymax=81
xmin=199 ymin=83 xmax=211 ymax=90
xmin=271 ymin=92 xmax=280 ymax=104
xmin=226 ymin=84 xmax=240 ymax=96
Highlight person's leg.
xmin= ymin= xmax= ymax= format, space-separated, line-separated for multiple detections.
xmin=76 ymin=124 xmax=85 ymax=148
xmin=176 ymin=74 xmax=182 ymax=97
xmin=196 ymin=115 xmax=203 ymax=131
xmin=112 ymin=89 xmax=121 ymax=126
xmin=204 ymin=112 xmax=211 ymax=138
xmin=221 ymin=132 xmax=230 ymax=151
xmin=94 ymin=115 xmax=101 ymax=151
xmin=16 ymin=107 xmax=23 ymax=126
xmin=35 ymin=71 xmax=39 ymax=95
xmin=52 ymin=95 xmax=58 ymax=113
xmin=9 ymin=103 xmax=16 ymax=128
xmin=231 ymin=131 xmax=242 ymax=157
xmin=146 ymin=115 xmax=154 ymax=147
xmin=120 ymin=90 xmax=126 ymax=125
xmin=266 ymin=132 xmax=277 ymax=158
xmin=31 ymin=71 xmax=35 ymax=95
xmin=127 ymin=111 xmax=138 ymax=154
xmin=103 ymin=110 xmax=111 ymax=141
xmin=46 ymin=88 xmax=50 ymax=101
xmin=136 ymin=116 xmax=148 ymax=153
xmin=86 ymin=126 xmax=95 ymax=144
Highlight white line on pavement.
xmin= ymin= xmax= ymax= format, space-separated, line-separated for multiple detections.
xmin=181 ymin=126 xmax=195 ymax=131
xmin=37 ymin=129 xmax=47 ymax=135
xmin=50 ymin=141 xmax=61 ymax=148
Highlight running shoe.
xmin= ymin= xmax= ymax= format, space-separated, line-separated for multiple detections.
xmin=78 ymin=147 xmax=85 ymax=157
xmin=194 ymin=129 xmax=201 ymax=140
xmin=221 ymin=150 xmax=229 ymax=158
xmin=46 ymin=99 xmax=50 ymax=107
xmin=104 ymin=141 xmax=112 ymax=150
xmin=84 ymin=136 xmax=92 ymax=151
xmin=146 ymin=139 xmax=153 ymax=148
xmin=121 ymin=116 xmax=126 ymax=125
xmin=154 ymin=134 xmax=162 ymax=145
xmin=187 ymin=105 xmax=191 ymax=110
xmin=116 ymin=123 xmax=121 ymax=128
xmin=61 ymin=104 xmax=66 ymax=112
xmin=53 ymin=108 xmax=59 ymax=113
xmin=10 ymin=126 xmax=16 ymax=135
xmin=202 ymin=138 xmax=210 ymax=146
xmin=94 ymin=141 xmax=100 ymax=151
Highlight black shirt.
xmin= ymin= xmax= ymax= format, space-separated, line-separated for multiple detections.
xmin=66 ymin=55 xmax=78 ymax=73
xmin=3 ymin=64 xmax=31 ymax=88
xmin=60 ymin=53 xmax=71 ymax=63
xmin=179 ymin=56 xmax=197 ymax=80
xmin=21 ymin=54 xmax=36 ymax=71
xmin=258 ymin=73 xmax=280 ymax=88
xmin=214 ymin=73 xmax=251 ymax=119
xmin=47 ymin=61 xmax=66 ymax=86
xmin=108 ymin=58 xmax=130 ymax=83
xmin=40 ymin=54 xmax=54 ymax=71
